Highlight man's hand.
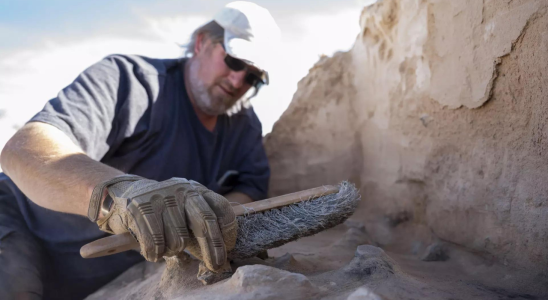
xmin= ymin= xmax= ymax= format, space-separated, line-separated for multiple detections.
xmin=90 ymin=176 xmax=237 ymax=272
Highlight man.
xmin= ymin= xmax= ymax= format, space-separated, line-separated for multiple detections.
xmin=0 ymin=2 xmax=280 ymax=299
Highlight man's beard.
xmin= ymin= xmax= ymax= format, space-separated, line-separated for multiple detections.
xmin=188 ymin=59 xmax=238 ymax=116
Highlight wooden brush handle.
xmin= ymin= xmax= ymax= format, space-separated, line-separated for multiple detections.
xmin=80 ymin=185 xmax=339 ymax=259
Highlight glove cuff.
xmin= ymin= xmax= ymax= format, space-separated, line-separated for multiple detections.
xmin=87 ymin=174 xmax=143 ymax=222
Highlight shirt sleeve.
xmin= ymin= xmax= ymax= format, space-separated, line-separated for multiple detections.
xmin=28 ymin=55 xmax=138 ymax=161
xmin=231 ymin=112 xmax=270 ymax=201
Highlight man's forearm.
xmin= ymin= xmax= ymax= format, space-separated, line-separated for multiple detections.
xmin=0 ymin=122 xmax=123 ymax=216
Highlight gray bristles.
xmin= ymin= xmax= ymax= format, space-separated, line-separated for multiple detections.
xmin=229 ymin=181 xmax=360 ymax=259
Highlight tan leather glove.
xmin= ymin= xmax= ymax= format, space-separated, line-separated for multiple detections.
xmin=87 ymin=175 xmax=237 ymax=273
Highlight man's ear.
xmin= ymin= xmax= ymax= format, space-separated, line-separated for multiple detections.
xmin=194 ymin=33 xmax=207 ymax=55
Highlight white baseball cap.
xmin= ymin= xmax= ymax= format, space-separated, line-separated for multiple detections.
xmin=213 ymin=1 xmax=281 ymax=76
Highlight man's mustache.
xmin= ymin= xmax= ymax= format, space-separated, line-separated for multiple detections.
xmin=219 ymin=80 xmax=238 ymax=95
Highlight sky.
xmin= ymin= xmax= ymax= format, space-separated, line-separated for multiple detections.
xmin=0 ymin=0 xmax=375 ymax=157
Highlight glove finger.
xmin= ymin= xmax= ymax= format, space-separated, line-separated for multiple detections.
xmin=127 ymin=197 xmax=165 ymax=262
xmin=199 ymin=191 xmax=238 ymax=251
xmin=162 ymin=188 xmax=191 ymax=257
xmin=184 ymin=190 xmax=226 ymax=272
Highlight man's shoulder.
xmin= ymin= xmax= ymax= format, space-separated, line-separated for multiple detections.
xmin=98 ymin=54 xmax=182 ymax=77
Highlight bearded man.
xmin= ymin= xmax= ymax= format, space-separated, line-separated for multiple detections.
xmin=0 ymin=2 xmax=280 ymax=299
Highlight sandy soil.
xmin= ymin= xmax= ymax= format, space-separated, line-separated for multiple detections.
xmin=86 ymin=218 xmax=546 ymax=300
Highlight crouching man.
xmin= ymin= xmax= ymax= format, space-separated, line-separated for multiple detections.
xmin=0 ymin=2 xmax=280 ymax=299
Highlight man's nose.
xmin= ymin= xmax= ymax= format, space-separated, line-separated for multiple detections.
xmin=227 ymin=69 xmax=247 ymax=89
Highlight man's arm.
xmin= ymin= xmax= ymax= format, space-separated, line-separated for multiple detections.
xmin=1 ymin=56 xmax=135 ymax=216
xmin=0 ymin=122 xmax=122 ymax=216
xmin=0 ymin=122 xmax=254 ymax=214
xmin=1 ymin=122 xmax=238 ymax=269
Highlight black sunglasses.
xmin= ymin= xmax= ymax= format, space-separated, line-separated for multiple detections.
xmin=222 ymin=49 xmax=269 ymax=87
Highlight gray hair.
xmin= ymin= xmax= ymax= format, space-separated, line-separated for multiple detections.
xmin=184 ymin=21 xmax=225 ymax=57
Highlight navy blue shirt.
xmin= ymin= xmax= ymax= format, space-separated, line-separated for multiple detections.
xmin=14 ymin=54 xmax=269 ymax=283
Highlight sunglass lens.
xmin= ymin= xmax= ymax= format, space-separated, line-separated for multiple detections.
xmin=224 ymin=55 xmax=247 ymax=72
xmin=224 ymin=53 xmax=266 ymax=86
xmin=245 ymin=73 xmax=260 ymax=86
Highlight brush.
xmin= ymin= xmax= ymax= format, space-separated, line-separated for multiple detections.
xmin=80 ymin=181 xmax=360 ymax=259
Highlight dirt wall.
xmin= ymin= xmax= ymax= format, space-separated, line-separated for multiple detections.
xmin=264 ymin=0 xmax=548 ymax=274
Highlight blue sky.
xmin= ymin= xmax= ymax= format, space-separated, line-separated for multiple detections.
xmin=0 ymin=0 xmax=363 ymax=48
xmin=0 ymin=0 xmax=373 ymax=156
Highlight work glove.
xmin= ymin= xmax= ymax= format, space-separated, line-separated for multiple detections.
xmin=87 ymin=175 xmax=237 ymax=274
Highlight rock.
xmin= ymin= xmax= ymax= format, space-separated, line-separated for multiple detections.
xmin=229 ymin=265 xmax=311 ymax=289
xmin=270 ymin=253 xmax=303 ymax=272
xmin=211 ymin=265 xmax=321 ymax=300
xmin=196 ymin=262 xmax=233 ymax=285
xmin=343 ymin=245 xmax=397 ymax=280
xmin=421 ymin=242 xmax=449 ymax=262
xmin=347 ymin=287 xmax=383 ymax=300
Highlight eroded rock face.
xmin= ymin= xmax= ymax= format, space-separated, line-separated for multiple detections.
xmin=264 ymin=51 xmax=360 ymax=197
xmin=265 ymin=0 xmax=548 ymax=277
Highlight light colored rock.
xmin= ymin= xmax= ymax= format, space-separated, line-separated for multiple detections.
xmin=347 ymin=287 xmax=383 ymax=300
xmin=192 ymin=265 xmax=321 ymax=300
xmin=229 ymin=265 xmax=310 ymax=288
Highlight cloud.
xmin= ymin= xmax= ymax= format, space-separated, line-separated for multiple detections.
xmin=143 ymin=15 xmax=209 ymax=45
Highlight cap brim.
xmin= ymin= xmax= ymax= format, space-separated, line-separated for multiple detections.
xmin=224 ymin=31 xmax=267 ymax=72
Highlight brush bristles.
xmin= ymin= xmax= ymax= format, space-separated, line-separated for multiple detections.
xmin=228 ymin=181 xmax=360 ymax=259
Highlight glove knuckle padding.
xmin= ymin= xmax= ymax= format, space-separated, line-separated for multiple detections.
xmin=127 ymin=196 xmax=165 ymax=262
xmin=184 ymin=191 xmax=227 ymax=271
xmin=126 ymin=180 xmax=192 ymax=262
xmin=201 ymin=191 xmax=238 ymax=251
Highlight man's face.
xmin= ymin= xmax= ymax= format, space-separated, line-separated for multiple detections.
xmin=188 ymin=36 xmax=258 ymax=116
